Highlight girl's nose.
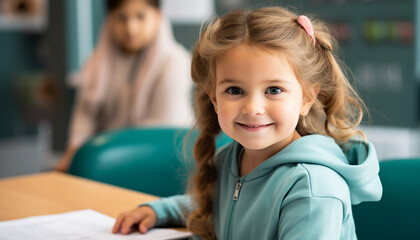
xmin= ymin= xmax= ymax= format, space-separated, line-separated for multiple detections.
xmin=241 ymin=95 xmax=265 ymax=116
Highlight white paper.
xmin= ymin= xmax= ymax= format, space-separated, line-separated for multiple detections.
xmin=0 ymin=209 xmax=192 ymax=240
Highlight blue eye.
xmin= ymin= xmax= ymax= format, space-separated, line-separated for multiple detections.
xmin=226 ymin=87 xmax=243 ymax=95
xmin=265 ymin=87 xmax=282 ymax=95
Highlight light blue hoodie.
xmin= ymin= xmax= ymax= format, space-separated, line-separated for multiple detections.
xmin=146 ymin=134 xmax=382 ymax=239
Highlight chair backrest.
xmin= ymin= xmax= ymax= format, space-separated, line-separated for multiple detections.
xmin=68 ymin=127 xmax=232 ymax=197
xmin=352 ymin=158 xmax=420 ymax=239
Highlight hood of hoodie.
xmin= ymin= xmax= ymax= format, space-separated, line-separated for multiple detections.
xmin=230 ymin=134 xmax=382 ymax=205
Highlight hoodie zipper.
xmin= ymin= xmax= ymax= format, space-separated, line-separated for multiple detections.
xmin=233 ymin=180 xmax=242 ymax=200
xmin=225 ymin=178 xmax=244 ymax=239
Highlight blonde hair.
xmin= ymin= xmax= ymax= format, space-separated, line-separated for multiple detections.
xmin=187 ymin=6 xmax=366 ymax=239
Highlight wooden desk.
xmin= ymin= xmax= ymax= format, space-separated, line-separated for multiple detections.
xmin=0 ymin=172 xmax=159 ymax=221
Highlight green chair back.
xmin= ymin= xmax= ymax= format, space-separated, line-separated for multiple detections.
xmin=68 ymin=127 xmax=232 ymax=197
xmin=352 ymin=158 xmax=420 ymax=239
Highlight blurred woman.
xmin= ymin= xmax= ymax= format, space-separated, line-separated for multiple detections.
xmin=56 ymin=0 xmax=193 ymax=171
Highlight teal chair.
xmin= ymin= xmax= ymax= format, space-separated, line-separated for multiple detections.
xmin=352 ymin=158 xmax=420 ymax=239
xmin=68 ymin=127 xmax=232 ymax=197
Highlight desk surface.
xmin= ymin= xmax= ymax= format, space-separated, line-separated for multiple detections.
xmin=0 ymin=172 xmax=159 ymax=221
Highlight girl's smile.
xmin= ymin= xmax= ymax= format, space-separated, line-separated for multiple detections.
xmin=236 ymin=122 xmax=274 ymax=132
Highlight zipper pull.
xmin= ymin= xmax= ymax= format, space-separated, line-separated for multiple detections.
xmin=233 ymin=180 xmax=242 ymax=200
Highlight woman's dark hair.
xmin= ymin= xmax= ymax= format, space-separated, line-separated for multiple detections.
xmin=106 ymin=0 xmax=160 ymax=12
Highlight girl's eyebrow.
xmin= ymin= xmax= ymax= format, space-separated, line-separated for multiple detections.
xmin=218 ymin=78 xmax=292 ymax=85
xmin=218 ymin=78 xmax=239 ymax=86
xmin=263 ymin=79 xmax=292 ymax=85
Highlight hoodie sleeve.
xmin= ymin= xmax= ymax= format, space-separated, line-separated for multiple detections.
xmin=141 ymin=195 xmax=194 ymax=227
xmin=278 ymin=197 xmax=343 ymax=239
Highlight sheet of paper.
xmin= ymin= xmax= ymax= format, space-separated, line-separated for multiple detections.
xmin=0 ymin=209 xmax=192 ymax=240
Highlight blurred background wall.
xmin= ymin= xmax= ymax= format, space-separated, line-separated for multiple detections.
xmin=0 ymin=0 xmax=418 ymax=178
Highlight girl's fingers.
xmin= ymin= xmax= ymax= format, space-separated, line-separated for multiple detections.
xmin=120 ymin=212 xmax=147 ymax=235
xmin=120 ymin=216 xmax=136 ymax=234
xmin=112 ymin=213 xmax=127 ymax=233
xmin=112 ymin=207 xmax=157 ymax=235
xmin=138 ymin=216 xmax=156 ymax=234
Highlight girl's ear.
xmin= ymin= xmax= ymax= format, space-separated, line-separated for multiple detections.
xmin=207 ymin=91 xmax=218 ymax=114
xmin=301 ymin=83 xmax=320 ymax=116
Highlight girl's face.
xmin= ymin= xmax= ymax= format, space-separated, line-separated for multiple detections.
xmin=108 ymin=0 xmax=161 ymax=54
xmin=212 ymin=44 xmax=315 ymax=155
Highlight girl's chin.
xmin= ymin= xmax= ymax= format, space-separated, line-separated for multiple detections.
xmin=238 ymin=141 xmax=271 ymax=151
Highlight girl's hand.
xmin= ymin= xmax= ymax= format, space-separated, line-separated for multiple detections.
xmin=112 ymin=206 xmax=157 ymax=234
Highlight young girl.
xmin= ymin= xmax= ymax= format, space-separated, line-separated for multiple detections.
xmin=56 ymin=0 xmax=193 ymax=171
xmin=112 ymin=6 xmax=382 ymax=239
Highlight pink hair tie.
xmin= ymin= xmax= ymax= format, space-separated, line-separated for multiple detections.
xmin=297 ymin=15 xmax=316 ymax=45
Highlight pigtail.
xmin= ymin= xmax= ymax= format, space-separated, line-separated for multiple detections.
xmin=186 ymin=37 xmax=221 ymax=240
xmin=323 ymin=49 xmax=365 ymax=143
xmin=297 ymin=20 xmax=367 ymax=144
xmin=186 ymin=110 xmax=219 ymax=239
xmin=312 ymin=20 xmax=334 ymax=51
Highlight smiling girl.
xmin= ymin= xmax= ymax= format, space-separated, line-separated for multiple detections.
xmin=112 ymin=6 xmax=382 ymax=239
